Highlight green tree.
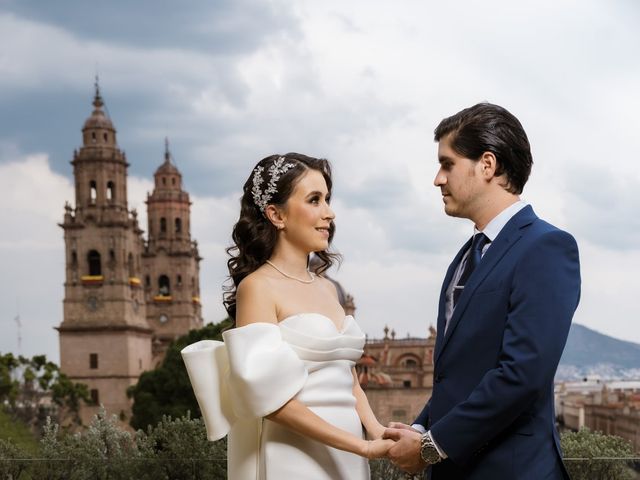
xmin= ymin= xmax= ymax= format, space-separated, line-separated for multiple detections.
xmin=561 ymin=427 xmax=636 ymax=480
xmin=128 ymin=319 xmax=232 ymax=430
xmin=0 ymin=352 xmax=90 ymax=433
xmin=51 ymin=371 xmax=91 ymax=427
xmin=0 ymin=353 xmax=19 ymax=404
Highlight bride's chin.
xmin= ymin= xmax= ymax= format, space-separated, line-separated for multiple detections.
xmin=307 ymin=240 xmax=329 ymax=252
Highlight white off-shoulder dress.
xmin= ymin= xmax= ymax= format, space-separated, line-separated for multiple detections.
xmin=181 ymin=313 xmax=370 ymax=480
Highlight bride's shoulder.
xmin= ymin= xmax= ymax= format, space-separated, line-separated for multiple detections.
xmin=236 ymin=269 xmax=278 ymax=326
xmin=237 ymin=268 xmax=272 ymax=299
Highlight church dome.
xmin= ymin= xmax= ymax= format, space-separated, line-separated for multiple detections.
xmin=152 ymin=138 xmax=184 ymax=192
xmin=83 ymin=85 xmax=115 ymax=132
xmin=155 ymin=156 xmax=180 ymax=175
xmin=80 ymin=79 xmax=118 ymax=149
xmin=154 ymin=138 xmax=182 ymax=176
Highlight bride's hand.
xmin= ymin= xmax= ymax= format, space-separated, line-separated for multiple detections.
xmin=367 ymin=423 xmax=386 ymax=440
xmin=366 ymin=438 xmax=396 ymax=459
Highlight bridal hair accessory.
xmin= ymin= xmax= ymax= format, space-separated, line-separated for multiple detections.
xmin=252 ymin=156 xmax=296 ymax=213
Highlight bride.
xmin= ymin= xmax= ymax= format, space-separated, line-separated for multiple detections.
xmin=182 ymin=153 xmax=393 ymax=479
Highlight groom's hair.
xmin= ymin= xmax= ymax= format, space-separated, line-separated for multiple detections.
xmin=434 ymin=102 xmax=533 ymax=194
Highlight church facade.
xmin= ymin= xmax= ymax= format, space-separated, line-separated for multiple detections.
xmin=57 ymin=83 xmax=203 ymax=425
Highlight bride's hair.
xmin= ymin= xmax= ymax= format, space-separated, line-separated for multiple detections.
xmin=223 ymin=152 xmax=340 ymax=320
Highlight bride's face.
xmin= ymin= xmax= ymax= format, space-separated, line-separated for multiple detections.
xmin=279 ymin=169 xmax=335 ymax=253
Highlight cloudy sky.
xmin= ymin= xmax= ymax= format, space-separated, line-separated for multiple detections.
xmin=1 ymin=0 xmax=639 ymax=362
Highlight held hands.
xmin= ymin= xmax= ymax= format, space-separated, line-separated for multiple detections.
xmin=383 ymin=423 xmax=428 ymax=474
xmin=362 ymin=421 xmax=393 ymax=459
xmin=365 ymin=438 xmax=396 ymax=459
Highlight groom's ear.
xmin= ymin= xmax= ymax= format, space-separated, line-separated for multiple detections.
xmin=478 ymin=152 xmax=497 ymax=180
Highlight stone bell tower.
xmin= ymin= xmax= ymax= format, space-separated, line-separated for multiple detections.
xmin=143 ymin=139 xmax=203 ymax=364
xmin=57 ymin=80 xmax=153 ymax=425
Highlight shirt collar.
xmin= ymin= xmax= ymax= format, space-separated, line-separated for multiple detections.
xmin=474 ymin=200 xmax=528 ymax=242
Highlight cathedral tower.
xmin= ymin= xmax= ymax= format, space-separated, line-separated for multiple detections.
xmin=143 ymin=139 xmax=203 ymax=364
xmin=57 ymin=81 xmax=152 ymax=425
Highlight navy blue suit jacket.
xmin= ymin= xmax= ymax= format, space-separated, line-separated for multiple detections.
xmin=415 ymin=206 xmax=580 ymax=480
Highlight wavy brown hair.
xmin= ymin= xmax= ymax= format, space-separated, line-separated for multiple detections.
xmin=434 ymin=102 xmax=533 ymax=194
xmin=223 ymin=153 xmax=341 ymax=321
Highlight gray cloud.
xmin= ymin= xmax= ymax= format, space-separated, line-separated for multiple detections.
xmin=0 ymin=4 xmax=413 ymax=199
xmin=1 ymin=0 xmax=299 ymax=54
xmin=562 ymin=164 xmax=640 ymax=250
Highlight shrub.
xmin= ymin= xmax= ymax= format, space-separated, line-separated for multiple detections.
xmin=561 ymin=427 xmax=636 ymax=480
xmin=30 ymin=410 xmax=149 ymax=480
xmin=18 ymin=409 xmax=226 ymax=480
xmin=136 ymin=413 xmax=226 ymax=479
xmin=369 ymin=458 xmax=407 ymax=479
xmin=0 ymin=438 xmax=29 ymax=479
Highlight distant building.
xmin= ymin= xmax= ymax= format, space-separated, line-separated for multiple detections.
xmin=143 ymin=140 xmax=203 ymax=361
xmin=556 ymin=379 xmax=640 ymax=451
xmin=357 ymin=325 xmax=436 ymax=425
xmin=57 ymin=82 xmax=203 ymax=426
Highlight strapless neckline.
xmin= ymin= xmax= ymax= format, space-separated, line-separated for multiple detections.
xmin=279 ymin=313 xmax=354 ymax=334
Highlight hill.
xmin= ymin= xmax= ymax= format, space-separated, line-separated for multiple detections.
xmin=557 ymin=323 xmax=640 ymax=380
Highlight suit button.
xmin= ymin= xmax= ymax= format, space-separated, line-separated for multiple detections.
xmin=434 ymin=374 xmax=443 ymax=383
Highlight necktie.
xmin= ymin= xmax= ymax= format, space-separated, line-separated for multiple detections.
xmin=453 ymin=233 xmax=490 ymax=306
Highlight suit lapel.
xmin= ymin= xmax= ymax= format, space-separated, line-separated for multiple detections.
xmin=434 ymin=205 xmax=537 ymax=364
xmin=434 ymin=240 xmax=470 ymax=362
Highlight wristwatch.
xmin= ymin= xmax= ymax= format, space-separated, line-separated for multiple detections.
xmin=420 ymin=433 xmax=443 ymax=465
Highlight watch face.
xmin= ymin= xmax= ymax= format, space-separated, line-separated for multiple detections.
xmin=86 ymin=296 xmax=98 ymax=311
xmin=421 ymin=445 xmax=440 ymax=464
xmin=420 ymin=436 xmax=441 ymax=464
xmin=159 ymin=314 xmax=169 ymax=324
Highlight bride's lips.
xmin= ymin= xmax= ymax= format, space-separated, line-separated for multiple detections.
xmin=316 ymin=227 xmax=330 ymax=238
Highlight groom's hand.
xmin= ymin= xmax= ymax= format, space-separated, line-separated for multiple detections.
xmin=387 ymin=422 xmax=420 ymax=433
xmin=383 ymin=427 xmax=427 ymax=474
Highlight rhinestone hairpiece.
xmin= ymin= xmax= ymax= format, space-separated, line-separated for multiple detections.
xmin=251 ymin=156 xmax=296 ymax=213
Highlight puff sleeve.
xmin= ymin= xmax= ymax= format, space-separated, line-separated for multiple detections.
xmin=223 ymin=322 xmax=308 ymax=418
xmin=181 ymin=322 xmax=308 ymax=443
xmin=181 ymin=340 xmax=236 ymax=441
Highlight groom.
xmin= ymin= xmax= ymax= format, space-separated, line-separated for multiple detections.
xmin=383 ymin=103 xmax=580 ymax=479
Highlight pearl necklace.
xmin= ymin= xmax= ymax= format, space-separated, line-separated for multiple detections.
xmin=266 ymin=260 xmax=315 ymax=284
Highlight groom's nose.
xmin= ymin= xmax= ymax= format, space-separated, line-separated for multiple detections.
xmin=434 ymin=170 xmax=446 ymax=187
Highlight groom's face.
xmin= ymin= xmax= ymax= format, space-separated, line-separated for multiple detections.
xmin=434 ymin=134 xmax=484 ymax=220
